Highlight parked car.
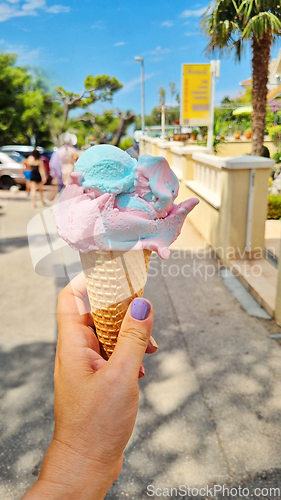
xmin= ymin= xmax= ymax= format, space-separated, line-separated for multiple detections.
xmin=6 ymin=151 xmax=26 ymax=165
xmin=0 ymin=152 xmax=24 ymax=189
xmin=1 ymin=145 xmax=52 ymax=182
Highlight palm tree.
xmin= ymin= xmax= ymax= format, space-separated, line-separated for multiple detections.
xmin=201 ymin=0 xmax=281 ymax=156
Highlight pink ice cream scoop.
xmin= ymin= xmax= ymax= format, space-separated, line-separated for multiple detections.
xmin=53 ymin=144 xmax=199 ymax=259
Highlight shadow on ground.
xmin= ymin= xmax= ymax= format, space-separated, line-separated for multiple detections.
xmin=0 ymin=236 xmax=29 ymax=253
xmin=0 ymin=342 xmax=55 ymax=499
xmin=2 ymin=252 xmax=281 ymax=499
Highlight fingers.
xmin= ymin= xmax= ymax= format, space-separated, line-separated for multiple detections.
xmin=57 ymin=274 xmax=99 ymax=353
xmin=110 ymin=298 xmax=154 ymax=379
xmin=145 ymin=336 xmax=158 ymax=354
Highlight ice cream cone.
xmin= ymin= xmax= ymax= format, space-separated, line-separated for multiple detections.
xmin=80 ymin=248 xmax=151 ymax=359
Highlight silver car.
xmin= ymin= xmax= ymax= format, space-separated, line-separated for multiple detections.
xmin=0 ymin=152 xmax=24 ymax=189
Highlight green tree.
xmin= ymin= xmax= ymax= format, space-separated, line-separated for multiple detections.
xmin=72 ymin=109 xmax=134 ymax=148
xmin=201 ymin=0 xmax=281 ymax=156
xmin=0 ymin=53 xmax=29 ymax=145
xmin=56 ymin=75 xmax=122 ymax=128
xmin=0 ymin=53 xmax=56 ymax=147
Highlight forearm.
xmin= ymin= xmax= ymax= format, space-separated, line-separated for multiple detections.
xmin=22 ymin=439 xmax=113 ymax=500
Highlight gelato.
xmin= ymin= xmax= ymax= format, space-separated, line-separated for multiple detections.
xmin=53 ymin=144 xmax=198 ymax=260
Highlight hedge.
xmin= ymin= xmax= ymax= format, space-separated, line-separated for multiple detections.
xmin=268 ymin=195 xmax=281 ymax=219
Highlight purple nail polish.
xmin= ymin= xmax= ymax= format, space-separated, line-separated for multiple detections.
xmin=131 ymin=298 xmax=151 ymax=320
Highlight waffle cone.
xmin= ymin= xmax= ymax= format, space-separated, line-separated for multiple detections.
xmin=80 ymin=249 xmax=151 ymax=359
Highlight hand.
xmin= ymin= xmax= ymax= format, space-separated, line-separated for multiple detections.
xmin=23 ymin=273 xmax=156 ymax=500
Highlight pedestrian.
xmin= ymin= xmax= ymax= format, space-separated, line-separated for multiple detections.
xmin=25 ymin=149 xmax=46 ymax=208
xmin=50 ymin=133 xmax=78 ymax=193
xmin=22 ymin=274 xmax=156 ymax=499
xmin=20 ymin=158 xmax=32 ymax=196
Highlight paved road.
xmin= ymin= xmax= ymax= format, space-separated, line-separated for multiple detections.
xmin=1 ymin=192 xmax=281 ymax=500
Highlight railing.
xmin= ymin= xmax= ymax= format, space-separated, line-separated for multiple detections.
xmin=187 ymin=153 xmax=224 ymax=209
xmin=170 ymin=146 xmax=212 ymax=190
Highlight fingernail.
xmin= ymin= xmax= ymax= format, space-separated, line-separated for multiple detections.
xmin=148 ymin=336 xmax=158 ymax=349
xmin=131 ymin=298 xmax=151 ymax=320
xmin=139 ymin=364 xmax=145 ymax=378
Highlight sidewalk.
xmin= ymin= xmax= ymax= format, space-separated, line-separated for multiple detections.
xmin=1 ymin=194 xmax=281 ymax=499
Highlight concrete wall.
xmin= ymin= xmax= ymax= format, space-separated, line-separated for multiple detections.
xmin=216 ymin=139 xmax=276 ymax=157
xmin=140 ymin=135 xmax=276 ymax=158
xmin=177 ymin=181 xmax=220 ymax=248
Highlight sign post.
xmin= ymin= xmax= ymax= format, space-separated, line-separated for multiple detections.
xmin=181 ymin=62 xmax=220 ymax=150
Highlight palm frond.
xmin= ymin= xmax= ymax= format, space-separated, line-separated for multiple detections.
xmin=242 ymin=11 xmax=281 ymax=39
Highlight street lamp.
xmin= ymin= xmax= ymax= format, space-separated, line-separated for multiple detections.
xmin=134 ymin=56 xmax=145 ymax=132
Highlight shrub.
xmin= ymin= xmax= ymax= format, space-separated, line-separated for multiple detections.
xmin=273 ymin=150 xmax=281 ymax=163
xmin=267 ymin=194 xmax=281 ymax=219
xmin=268 ymin=125 xmax=281 ymax=144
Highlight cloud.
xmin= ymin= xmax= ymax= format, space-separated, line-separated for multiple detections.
xmin=161 ymin=20 xmax=173 ymax=27
xmin=22 ymin=0 xmax=45 ymax=11
xmin=45 ymin=4 xmax=70 ymax=13
xmin=120 ymin=72 xmax=155 ymax=94
xmin=91 ymin=20 xmax=106 ymax=29
xmin=1 ymin=41 xmax=41 ymax=63
xmin=0 ymin=0 xmax=70 ymax=21
xmin=180 ymin=7 xmax=206 ymax=17
xmin=114 ymin=41 xmax=126 ymax=47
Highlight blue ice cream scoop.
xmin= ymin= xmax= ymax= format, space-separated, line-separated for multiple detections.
xmin=74 ymin=144 xmax=137 ymax=195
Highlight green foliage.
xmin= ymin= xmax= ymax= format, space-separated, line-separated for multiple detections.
xmin=201 ymin=0 xmax=281 ymax=60
xmin=0 ymin=53 xmax=55 ymax=147
xmin=158 ymin=85 xmax=166 ymax=105
xmin=119 ymin=137 xmax=134 ymax=151
xmin=268 ymin=195 xmax=281 ymax=219
xmin=268 ymin=125 xmax=281 ymax=144
xmin=273 ymin=150 xmax=281 ymax=163
xmin=135 ymin=106 xmax=180 ymax=129
xmin=0 ymin=53 xmax=128 ymax=148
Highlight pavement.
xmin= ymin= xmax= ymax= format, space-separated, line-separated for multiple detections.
xmin=1 ymin=189 xmax=281 ymax=500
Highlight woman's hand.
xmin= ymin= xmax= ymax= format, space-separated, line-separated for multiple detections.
xmin=23 ymin=273 xmax=156 ymax=500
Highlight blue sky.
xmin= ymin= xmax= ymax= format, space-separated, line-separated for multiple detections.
xmin=0 ymin=0 xmax=280 ymax=116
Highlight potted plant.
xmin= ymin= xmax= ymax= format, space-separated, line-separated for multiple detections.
xmin=233 ymin=129 xmax=242 ymax=140
xmin=244 ymin=128 xmax=252 ymax=139
xmin=191 ymin=129 xmax=199 ymax=140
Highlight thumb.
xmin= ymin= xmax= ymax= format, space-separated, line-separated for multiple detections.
xmin=109 ymin=298 xmax=154 ymax=379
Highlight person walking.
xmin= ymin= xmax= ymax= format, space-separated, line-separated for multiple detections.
xmin=49 ymin=133 xmax=78 ymax=194
xmin=20 ymin=158 xmax=32 ymax=196
xmin=25 ymin=149 xmax=46 ymax=208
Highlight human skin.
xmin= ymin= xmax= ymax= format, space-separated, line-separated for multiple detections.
xmin=22 ymin=274 xmax=155 ymax=500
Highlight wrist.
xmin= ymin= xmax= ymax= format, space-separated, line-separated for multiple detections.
xmin=23 ymin=438 xmax=114 ymax=500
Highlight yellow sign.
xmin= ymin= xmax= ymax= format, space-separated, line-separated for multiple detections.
xmin=181 ymin=64 xmax=211 ymax=126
